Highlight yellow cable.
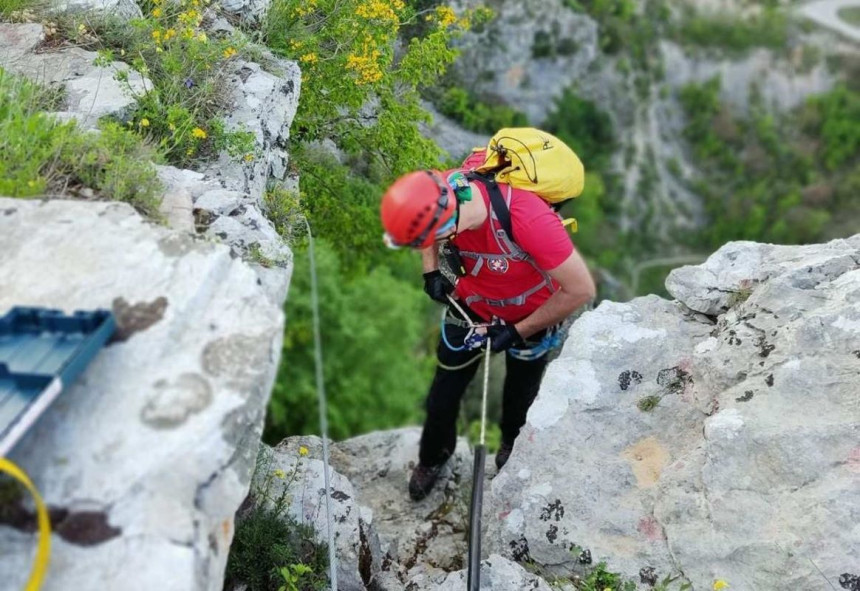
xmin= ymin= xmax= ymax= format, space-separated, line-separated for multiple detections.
xmin=0 ymin=458 xmax=51 ymax=591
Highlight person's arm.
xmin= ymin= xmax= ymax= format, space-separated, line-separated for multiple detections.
xmin=421 ymin=245 xmax=439 ymax=273
xmin=514 ymin=249 xmax=595 ymax=339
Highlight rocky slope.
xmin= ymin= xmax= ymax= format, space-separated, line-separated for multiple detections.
xmin=268 ymin=234 xmax=860 ymax=590
xmin=0 ymin=4 xmax=299 ymax=588
xmin=435 ymin=0 xmax=856 ymax=244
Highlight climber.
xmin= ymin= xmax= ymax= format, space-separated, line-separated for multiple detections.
xmin=380 ymin=169 xmax=596 ymax=501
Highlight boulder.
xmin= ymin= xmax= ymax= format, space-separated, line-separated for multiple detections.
xmin=484 ymin=236 xmax=860 ymax=590
xmin=0 ymin=198 xmax=287 ymax=590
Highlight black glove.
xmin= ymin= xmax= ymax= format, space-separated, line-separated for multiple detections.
xmin=486 ymin=324 xmax=524 ymax=353
xmin=423 ymin=270 xmax=454 ymax=304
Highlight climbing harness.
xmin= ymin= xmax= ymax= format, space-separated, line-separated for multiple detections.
xmin=441 ymin=294 xmax=565 ymax=361
xmin=304 ymin=218 xmax=338 ymax=590
xmin=467 ymin=337 xmax=491 ymax=591
xmin=440 ymin=295 xmax=493 ymax=353
xmin=0 ymin=458 xmax=51 ymax=591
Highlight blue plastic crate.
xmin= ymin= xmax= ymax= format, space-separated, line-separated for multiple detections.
xmin=0 ymin=307 xmax=115 ymax=457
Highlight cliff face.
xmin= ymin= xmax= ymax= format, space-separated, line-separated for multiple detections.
xmin=268 ymin=234 xmax=860 ymax=591
xmin=0 ymin=6 xmax=300 ymax=588
xmin=486 ymin=235 xmax=860 ymax=589
xmin=432 ymin=0 xmax=851 ymax=243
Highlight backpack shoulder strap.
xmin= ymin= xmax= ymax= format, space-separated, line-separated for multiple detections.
xmin=465 ymin=172 xmax=513 ymax=242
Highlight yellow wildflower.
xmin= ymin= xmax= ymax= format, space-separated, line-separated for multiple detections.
xmin=243 ymin=153 xmax=254 ymax=162
xmin=77 ymin=23 xmax=86 ymax=33
xmin=355 ymin=0 xmax=401 ymax=22
xmin=151 ymin=29 xmax=162 ymax=41
xmin=299 ymin=446 xmax=309 ymax=456
xmin=164 ymin=28 xmax=176 ymax=40
xmin=139 ymin=118 xmax=150 ymax=127
xmin=196 ymin=32 xmax=207 ymax=43
xmin=300 ymin=52 xmax=318 ymax=64
xmin=191 ymin=127 xmax=207 ymax=139
xmin=223 ymin=46 xmax=237 ymax=59
xmin=151 ymin=6 xmax=161 ymax=17
xmin=435 ymin=5 xmax=457 ymax=28
xmin=274 ymin=469 xmax=286 ymax=479
xmin=713 ymin=581 xmax=729 ymax=590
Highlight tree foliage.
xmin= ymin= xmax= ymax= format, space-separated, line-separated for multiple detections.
xmin=266 ymin=240 xmax=434 ymax=443
xmin=678 ymin=76 xmax=860 ymax=249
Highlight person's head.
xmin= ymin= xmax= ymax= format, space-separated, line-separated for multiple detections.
xmin=381 ymin=170 xmax=458 ymax=249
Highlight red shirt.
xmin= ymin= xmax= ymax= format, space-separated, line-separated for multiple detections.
xmin=451 ymin=177 xmax=574 ymax=323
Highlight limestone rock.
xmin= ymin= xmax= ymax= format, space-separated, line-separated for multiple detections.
xmin=218 ymin=0 xmax=269 ymax=23
xmin=0 ymin=198 xmax=286 ymax=590
xmin=53 ymin=0 xmax=141 ymax=20
xmin=0 ymin=23 xmax=149 ymax=129
xmin=202 ymin=58 xmax=301 ymax=200
xmin=484 ymin=237 xmax=860 ymax=590
xmin=252 ymin=439 xmax=376 ymax=591
xmin=666 ymin=236 xmax=860 ymax=315
xmin=449 ymin=0 xmax=599 ymax=125
xmin=329 ymin=427 xmax=479 ymax=584
xmin=429 ymin=554 xmax=552 ymax=591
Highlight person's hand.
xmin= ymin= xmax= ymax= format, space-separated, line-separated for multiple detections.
xmin=485 ymin=324 xmax=524 ymax=352
xmin=423 ymin=270 xmax=454 ymax=304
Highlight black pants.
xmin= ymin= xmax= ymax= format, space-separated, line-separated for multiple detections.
xmin=418 ymin=322 xmax=549 ymax=467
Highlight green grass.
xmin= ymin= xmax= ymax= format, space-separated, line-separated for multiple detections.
xmin=838 ymin=6 xmax=860 ymax=26
xmin=0 ymin=67 xmax=163 ymax=215
xmin=0 ymin=0 xmax=34 ymax=18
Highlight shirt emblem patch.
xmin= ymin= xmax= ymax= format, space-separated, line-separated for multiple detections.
xmin=487 ymin=258 xmax=509 ymax=274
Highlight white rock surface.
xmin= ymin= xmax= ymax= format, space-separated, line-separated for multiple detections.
xmin=0 ymin=198 xmax=287 ymax=590
xmin=431 ymin=554 xmax=552 ymax=591
xmin=483 ymin=236 xmax=860 ymax=590
xmin=53 ymin=0 xmax=141 ymax=20
xmin=0 ymin=23 xmax=149 ymax=129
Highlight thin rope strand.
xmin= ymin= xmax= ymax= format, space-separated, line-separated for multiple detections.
xmin=481 ymin=339 xmax=490 ymax=446
xmin=305 ymin=218 xmax=338 ymax=590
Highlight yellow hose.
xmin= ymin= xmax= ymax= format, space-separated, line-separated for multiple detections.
xmin=0 ymin=458 xmax=51 ymax=590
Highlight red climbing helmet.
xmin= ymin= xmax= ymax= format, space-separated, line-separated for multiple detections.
xmin=381 ymin=170 xmax=458 ymax=249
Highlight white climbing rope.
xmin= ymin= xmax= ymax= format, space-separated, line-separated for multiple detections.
xmin=304 ymin=218 xmax=338 ymax=590
xmin=481 ymin=338 xmax=490 ymax=446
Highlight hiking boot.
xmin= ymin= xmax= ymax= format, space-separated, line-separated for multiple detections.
xmin=495 ymin=441 xmax=514 ymax=470
xmin=409 ymin=462 xmax=444 ymax=501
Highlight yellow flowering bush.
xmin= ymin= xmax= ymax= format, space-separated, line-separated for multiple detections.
xmin=263 ymin=0 xmax=480 ymax=174
xmin=94 ymin=0 xmax=254 ymax=165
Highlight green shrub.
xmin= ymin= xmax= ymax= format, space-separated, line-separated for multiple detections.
xmin=436 ymin=85 xmax=528 ymax=134
xmin=0 ymin=68 xmax=162 ymax=215
xmin=805 ymin=84 xmax=860 ymax=171
xmin=677 ymin=76 xmax=858 ymax=252
xmin=839 ymin=6 xmax=860 ymax=26
xmin=677 ymin=8 xmax=788 ymax=53
xmin=226 ymin=451 xmax=328 ymax=591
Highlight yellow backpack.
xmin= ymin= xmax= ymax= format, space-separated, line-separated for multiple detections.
xmin=465 ymin=127 xmax=585 ymax=204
